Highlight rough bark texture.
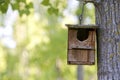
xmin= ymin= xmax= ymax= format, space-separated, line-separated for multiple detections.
xmin=95 ymin=0 xmax=120 ymax=80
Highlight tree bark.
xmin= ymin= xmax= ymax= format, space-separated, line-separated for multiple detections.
xmin=95 ymin=0 xmax=120 ymax=80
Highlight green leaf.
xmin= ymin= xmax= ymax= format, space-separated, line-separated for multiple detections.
xmin=5 ymin=0 xmax=10 ymax=3
xmin=11 ymin=3 xmax=19 ymax=10
xmin=54 ymin=8 xmax=59 ymax=15
xmin=0 ymin=0 xmax=4 ymax=4
xmin=41 ymin=0 xmax=50 ymax=6
xmin=26 ymin=2 xmax=33 ymax=9
xmin=19 ymin=9 xmax=30 ymax=16
xmin=48 ymin=7 xmax=59 ymax=15
xmin=28 ymin=2 xmax=33 ymax=8
xmin=0 ymin=2 xmax=8 ymax=13
xmin=16 ymin=0 xmax=25 ymax=3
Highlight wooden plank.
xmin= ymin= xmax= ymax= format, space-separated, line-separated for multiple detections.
xmin=68 ymin=50 xmax=88 ymax=62
xmin=68 ymin=61 xmax=94 ymax=65
xmin=68 ymin=29 xmax=95 ymax=49
xmin=66 ymin=24 xmax=98 ymax=29
xmin=68 ymin=49 xmax=95 ymax=65
xmin=88 ymin=50 xmax=95 ymax=63
xmin=68 ymin=50 xmax=87 ymax=61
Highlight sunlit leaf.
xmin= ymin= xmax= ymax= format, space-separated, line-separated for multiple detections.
xmin=41 ymin=0 xmax=51 ymax=6
xmin=0 ymin=2 xmax=8 ymax=13
xmin=48 ymin=7 xmax=59 ymax=15
xmin=27 ymin=2 xmax=33 ymax=8
xmin=16 ymin=0 xmax=25 ymax=3
xmin=0 ymin=0 xmax=4 ymax=4
xmin=19 ymin=9 xmax=30 ymax=16
xmin=11 ymin=3 xmax=19 ymax=10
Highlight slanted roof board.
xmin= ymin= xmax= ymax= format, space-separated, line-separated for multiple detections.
xmin=66 ymin=24 xmax=98 ymax=29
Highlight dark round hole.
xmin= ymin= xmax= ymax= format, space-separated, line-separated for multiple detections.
xmin=77 ymin=29 xmax=89 ymax=41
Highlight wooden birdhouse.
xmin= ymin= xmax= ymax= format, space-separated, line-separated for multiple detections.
xmin=66 ymin=24 xmax=97 ymax=65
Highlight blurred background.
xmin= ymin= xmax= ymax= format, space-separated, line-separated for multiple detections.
xmin=0 ymin=0 xmax=97 ymax=80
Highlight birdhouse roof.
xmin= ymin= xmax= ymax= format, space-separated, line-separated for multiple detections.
xmin=65 ymin=24 xmax=98 ymax=29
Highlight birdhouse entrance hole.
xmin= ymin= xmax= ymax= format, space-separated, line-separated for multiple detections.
xmin=77 ymin=29 xmax=89 ymax=41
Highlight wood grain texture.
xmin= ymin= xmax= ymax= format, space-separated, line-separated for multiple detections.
xmin=68 ymin=49 xmax=95 ymax=65
xmin=68 ymin=28 xmax=96 ymax=49
xmin=67 ymin=26 xmax=96 ymax=65
xmin=66 ymin=24 xmax=98 ymax=29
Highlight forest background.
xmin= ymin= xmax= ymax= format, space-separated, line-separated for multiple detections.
xmin=0 ymin=0 xmax=97 ymax=80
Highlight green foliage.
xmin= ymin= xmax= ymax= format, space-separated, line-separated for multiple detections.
xmin=41 ymin=0 xmax=51 ymax=6
xmin=11 ymin=1 xmax=33 ymax=16
xmin=0 ymin=0 xmax=96 ymax=80
xmin=41 ymin=0 xmax=60 ymax=15
xmin=0 ymin=0 xmax=33 ymax=16
xmin=48 ymin=7 xmax=58 ymax=15
xmin=0 ymin=0 xmax=9 ymax=13
xmin=0 ymin=0 xmax=66 ymax=16
xmin=0 ymin=0 xmax=5 ymax=4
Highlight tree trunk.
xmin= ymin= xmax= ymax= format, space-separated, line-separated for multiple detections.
xmin=95 ymin=0 xmax=120 ymax=80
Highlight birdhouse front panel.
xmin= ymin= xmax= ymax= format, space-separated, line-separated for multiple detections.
xmin=66 ymin=24 xmax=97 ymax=65
xmin=68 ymin=50 xmax=95 ymax=65
xmin=68 ymin=28 xmax=95 ymax=50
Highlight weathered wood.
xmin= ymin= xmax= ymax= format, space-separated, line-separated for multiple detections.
xmin=68 ymin=49 xmax=95 ymax=65
xmin=95 ymin=0 xmax=120 ymax=80
xmin=66 ymin=24 xmax=98 ymax=29
xmin=68 ymin=29 xmax=96 ymax=49
xmin=66 ymin=25 xmax=97 ymax=65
